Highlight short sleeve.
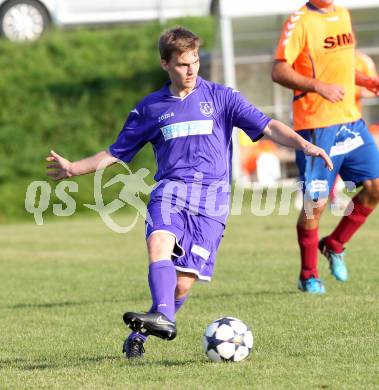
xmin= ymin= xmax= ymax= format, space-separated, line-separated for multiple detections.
xmin=109 ymin=106 xmax=151 ymax=162
xmin=275 ymin=13 xmax=306 ymax=65
xmin=361 ymin=53 xmax=377 ymax=78
xmin=229 ymin=90 xmax=271 ymax=142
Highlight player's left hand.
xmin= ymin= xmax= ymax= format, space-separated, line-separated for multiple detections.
xmin=362 ymin=77 xmax=379 ymax=95
xmin=303 ymin=143 xmax=333 ymax=171
xmin=46 ymin=150 xmax=73 ymax=180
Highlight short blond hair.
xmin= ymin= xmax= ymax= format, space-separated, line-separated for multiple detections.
xmin=158 ymin=27 xmax=201 ymax=62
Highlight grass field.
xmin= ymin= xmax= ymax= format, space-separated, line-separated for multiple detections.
xmin=0 ymin=204 xmax=378 ymax=389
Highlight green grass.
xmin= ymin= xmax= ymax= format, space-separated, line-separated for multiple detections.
xmin=0 ymin=205 xmax=378 ymax=389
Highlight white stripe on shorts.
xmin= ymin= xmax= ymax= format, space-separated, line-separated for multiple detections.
xmin=174 ymin=266 xmax=211 ymax=282
xmin=191 ymin=244 xmax=210 ymax=260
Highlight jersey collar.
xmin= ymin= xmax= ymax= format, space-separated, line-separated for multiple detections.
xmin=306 ymin=2 xmax=335 ymax=14
xmin=162 ymin=76 xmax=203 ymax=99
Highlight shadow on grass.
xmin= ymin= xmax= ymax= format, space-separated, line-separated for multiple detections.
xmin=4 ymin=289 xmax=297 ymax=310
xmin=6 ymin=301 xmax=89 ymax=309
xmin=22 ymin=363 xmax=58 ymax=370
xmin=78 ymin=355 xmax=120 ymax=364
xmin=197 ymin=290 xmax=297 ymax=301
xmin=0 ymin=355 xmax=198 ymax=370
xmin=250 ymin=290 xmax=297 ymax=296
xmin=125 ymin=358 xmax=199 ymax=367
xmin=0 ymin=355 xmax=121 ymax=370
xmin=0 ymin=357 xmax=27 ymax=368
xmin=4 ymin=297 xmax=145 ymax=310
xmin=0 ymin=358 xmax=56 ymax=370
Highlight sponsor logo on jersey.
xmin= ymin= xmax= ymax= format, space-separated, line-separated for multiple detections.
xmin=326 ymin=16 xmax=339 ymax=22
xmin=323 ymin=32 xmax=354 ymax=49
xmin=199 ymin=102 xmax=214 ymax=117
xmin=309 ymin=179 xmax=328 ymax=193
xmin=158 ymin=111 xmax=175 ymax=123
xmin=330 ymin=126 xmax=364 ymax=157
xmin=160 ymin=120 xmax=213 ymax=141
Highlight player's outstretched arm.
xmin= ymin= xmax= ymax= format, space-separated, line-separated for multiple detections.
xmin=355 ymin=70 xmax=379 ymax=95
xmin=263 ymin=119 xmax=333 ymax=171
xmin=272 ymin=61 xmax=345 ymax=103
xmin=46 ymin=149 xmax=118 ymax=180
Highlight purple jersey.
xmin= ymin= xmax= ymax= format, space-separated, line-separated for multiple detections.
xmin=109 ymin=77 xmax=271 ymax=224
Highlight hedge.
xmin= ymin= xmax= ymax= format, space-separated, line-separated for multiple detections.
xmin=0 ymin=18 xmax=215 ymax=222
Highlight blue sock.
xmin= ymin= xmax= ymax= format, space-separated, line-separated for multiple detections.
xmin=128 ymin=331 xmax=148 ymax=343
xmin=175 ymin=295 xmax=188 ymax=312
xmin=148 ymin=260 xmax=177 ymax=322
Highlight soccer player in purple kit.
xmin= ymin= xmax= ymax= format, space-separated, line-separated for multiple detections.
xmin=47 ymin=27 xmax=332 ymax=358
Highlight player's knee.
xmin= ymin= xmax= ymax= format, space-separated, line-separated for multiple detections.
xmin=301 ymin=199 xmax=326 ymax=223
xmin=369 ymin=181 xmax=379 ymax=202
xmin=367 ymin=188 xmax=379 ymax=204
xmin=312 ymin=206 xmax=324 ymax=220
xmin=363 ymin=179 xmax=379 ymax=203
xmin=175 ymin=281 xmax=191 ymax=298
xmin=175 ymin=275 xmax=196 ymax=298
xmin=147 ymin=232 xmax=175 ymax=261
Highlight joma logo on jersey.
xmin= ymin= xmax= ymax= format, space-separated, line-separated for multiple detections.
xmin=323 ymin=33 xmax=353 ymax=49
xmin=158 ymin=112 xmax=174 ymax=123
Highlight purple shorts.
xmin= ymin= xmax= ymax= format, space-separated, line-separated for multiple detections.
xmin=145 ymin=200 xmax=225 ymax=282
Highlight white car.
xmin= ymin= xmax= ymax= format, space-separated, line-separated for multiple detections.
xmin=0 ymin=0 xmax=215 ymax=42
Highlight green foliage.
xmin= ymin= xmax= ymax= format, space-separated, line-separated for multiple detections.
xmin=0 ymin=18 xmax=215 ymax=222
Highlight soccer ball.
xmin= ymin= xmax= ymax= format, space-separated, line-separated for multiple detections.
xmin=203 ymin=317 xmax=253 ymax=362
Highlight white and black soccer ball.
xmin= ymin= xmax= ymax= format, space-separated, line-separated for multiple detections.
xmin=203 ymin=317 xmax=253 ymax=362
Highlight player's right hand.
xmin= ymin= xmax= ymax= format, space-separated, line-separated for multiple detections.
xmin=314 ymin=81 xmax=345 ymax=103
xmin=46 ymin=150 xmax=73 ymax=180
xmin=362 ymin=76 xmax=379 ymax=95
xmin=303 ymin=143 xmax=334 ymax=172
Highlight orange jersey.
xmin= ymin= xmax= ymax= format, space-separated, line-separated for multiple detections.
xmin=355 ymin=50 xmax=378 ymax=113
xmin=275 ymin=3 xmax=361 ymax=130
